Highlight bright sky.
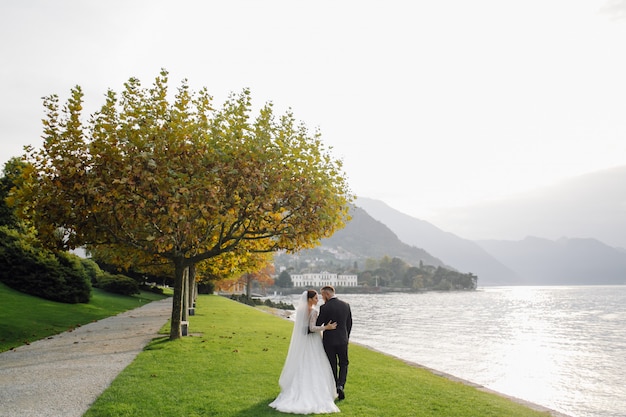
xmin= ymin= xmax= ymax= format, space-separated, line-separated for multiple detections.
xmin=2 ymin=0 xmax=625 ymax=233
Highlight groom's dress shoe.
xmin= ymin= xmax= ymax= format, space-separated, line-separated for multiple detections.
xmin=337 ymin=386 xmax=345 ymax=400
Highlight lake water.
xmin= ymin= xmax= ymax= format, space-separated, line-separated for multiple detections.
xmin=279 ymin=286 xmax=626 ymax=417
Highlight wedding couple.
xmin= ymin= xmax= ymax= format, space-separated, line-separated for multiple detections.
xmin=269 ymin=286 xmax=353 ymax=414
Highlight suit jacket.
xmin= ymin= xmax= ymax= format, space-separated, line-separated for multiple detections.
xmin=316 ymin=297 xmax=352 ymax=346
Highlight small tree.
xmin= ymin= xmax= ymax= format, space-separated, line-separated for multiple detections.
xmin=1 ymin=158 xmax=27 ymax=229
xmin=243 ymin=262 xmax=275 ymax=298
xmin=15 ymin=70 xmax=352 ymax=339
xmin=275 ymin=270 xmax=293 ymax=288
xmin=214 ymin=252 xmax=274 ymax=297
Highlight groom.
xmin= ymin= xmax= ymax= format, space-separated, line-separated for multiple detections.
xmin=317 ymin=285 xmax=352 ymax=400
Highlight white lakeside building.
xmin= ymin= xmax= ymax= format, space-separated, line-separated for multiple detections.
xmin=290 ymin=272 xmax=358 ymax=288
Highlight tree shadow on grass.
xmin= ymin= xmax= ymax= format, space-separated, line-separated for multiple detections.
xmin=236 ymin=398 xmax=334 ymax=417
xmin=143 ymin=336 xmax=170 ymax=350
xmin=235 ymin=399 xmax=282 ymax=417
xmin=227 ymin=398 xmax=272 ymax=417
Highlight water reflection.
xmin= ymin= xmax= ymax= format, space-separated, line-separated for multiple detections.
xmin=335 ymin=286 xmax=626 ymax=417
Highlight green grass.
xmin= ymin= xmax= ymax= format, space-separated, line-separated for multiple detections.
xmin=0 ymin=282 xmax=169 ymax=352
xmin=85 ymin=295 xmax=552 ymax=417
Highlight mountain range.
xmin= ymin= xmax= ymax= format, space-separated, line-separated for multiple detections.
xmin=278 ymin=166 xmax=626 ymax=286
xmin=355 ymin=197 xmax=519 ymax=285
xmin=356 ymin=197 xmax=626 ymax=286
xmin=476 ymin=236 xmax=626 ymax=285
xmin=273 ymin=206 xmax=451 ymax=274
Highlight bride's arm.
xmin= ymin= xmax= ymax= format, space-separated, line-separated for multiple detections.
xmin=309 ymin=309 xmax=335 ymax=333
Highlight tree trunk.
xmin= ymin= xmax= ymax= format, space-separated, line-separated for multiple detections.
xmin=182 ymin=267 xmax=189 ymax=323
xmin=188 ymin=264 xmax=196 ymax=307
xmin=169 ymin=259 xmax=186 ymax=340
xmin=246 ymin=273 xmax=252 ymax=299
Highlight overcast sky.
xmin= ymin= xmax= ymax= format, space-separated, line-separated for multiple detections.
xmin=2 ymin=0 xmax=625 ymax=237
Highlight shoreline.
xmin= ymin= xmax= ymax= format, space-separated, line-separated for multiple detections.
xmin=351 ymin=341 xmax=572 ymax=417
xmin=259 ymin=304 xmax=572 ymax=417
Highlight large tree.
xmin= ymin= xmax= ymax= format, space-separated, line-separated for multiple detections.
xmin=16 ymin=70 xmax=352 ymax=339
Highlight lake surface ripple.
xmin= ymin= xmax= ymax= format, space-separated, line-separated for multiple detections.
xmin=336 ymin=286 xmax=626 ymax=417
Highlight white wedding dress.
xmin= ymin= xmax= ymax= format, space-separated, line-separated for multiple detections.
xmin=269 ymin=292 xmax=340 ymax=414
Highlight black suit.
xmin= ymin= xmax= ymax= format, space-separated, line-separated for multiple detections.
xmin=316 ymin=297 xmax=352 ymax=389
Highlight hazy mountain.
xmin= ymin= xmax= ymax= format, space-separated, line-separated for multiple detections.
xmin=355 ymin=197 xmax=519 ymax=285
xmin=324 ymin=206 xmax=448 ymax=267
xmin=279 ymin=169 xmax=626 ymax=285
xmin=356 ymin=196 xmax=626 ymax=285
xmin=433 ymin=165 xmax=626 ymax=249
xmin=475 ymin=237 xmax=626 ymax=285
xmin=274 ymin=206 xmax=449 ymax=272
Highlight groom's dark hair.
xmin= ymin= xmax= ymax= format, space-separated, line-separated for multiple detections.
xmin=321 ymin=285 xmax=335 ymax=294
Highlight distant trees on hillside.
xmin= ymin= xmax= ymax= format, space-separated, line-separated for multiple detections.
xmin=359 ymin=256 xmax=477 ymax=290
xmin=273 ymin=250 xmax=477 ymax=291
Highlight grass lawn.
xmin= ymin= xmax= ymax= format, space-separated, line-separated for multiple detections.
xmin=85 ymin=294 xmax=553 ymax=417
xmin=0 ymin=282 xmax=169 ymax=352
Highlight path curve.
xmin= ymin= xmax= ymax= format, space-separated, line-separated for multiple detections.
xmin=0 ymin=298 xmax=172 ymax=417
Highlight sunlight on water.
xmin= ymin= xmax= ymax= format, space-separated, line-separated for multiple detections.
xmin=488 ymin=287 xmax=562 ymax=403
xmin=336 ymin=286 xmax=626 ymax=417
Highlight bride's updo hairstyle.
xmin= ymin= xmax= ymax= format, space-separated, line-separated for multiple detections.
xmin=307 ymin=290 xmax=317 ymax=300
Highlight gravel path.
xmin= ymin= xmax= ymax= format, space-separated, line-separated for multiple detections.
xmin=0 ymin=298 xmax=172 ymax=417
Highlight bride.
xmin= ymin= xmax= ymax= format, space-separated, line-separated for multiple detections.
xmin=269 ymin=290 xmax=340 ymax=414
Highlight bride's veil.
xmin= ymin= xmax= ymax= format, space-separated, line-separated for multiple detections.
xmin=277 ymin=290 xmax=309 ymax=388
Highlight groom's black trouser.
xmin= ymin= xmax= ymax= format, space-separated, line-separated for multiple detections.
xmin=324 ymin=343 xmax=349 ymax=388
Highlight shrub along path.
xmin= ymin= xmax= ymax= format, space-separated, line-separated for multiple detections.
xmin=0 ymin=297 xmax=172 ymax=417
